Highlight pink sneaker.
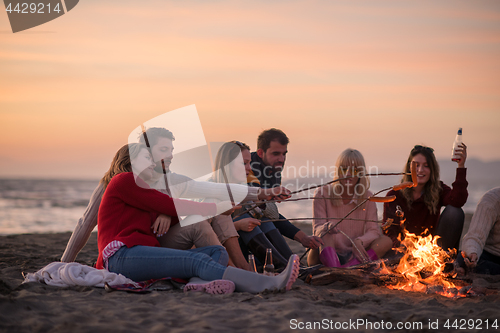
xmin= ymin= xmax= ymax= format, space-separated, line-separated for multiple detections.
xmin=184 ymin=277 xmax=235 ymax=295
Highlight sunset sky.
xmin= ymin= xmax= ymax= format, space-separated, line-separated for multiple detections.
xmin=1 ymin=0 xmax=499 ymax=179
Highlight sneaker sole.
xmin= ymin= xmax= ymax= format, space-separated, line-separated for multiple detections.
xmin=184 ymin=279 xmax=235 ymax=295
xmin=285 ymin=254 xmax=300 ymax=291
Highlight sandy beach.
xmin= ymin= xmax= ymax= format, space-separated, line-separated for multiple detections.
xmin=2 ymin=220 xmax=500 ymax=333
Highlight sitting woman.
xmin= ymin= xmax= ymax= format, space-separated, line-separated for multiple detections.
xmin=211 ymin=141 xmax=294 ymax=270
xmin=308 ymin=148 xmax=392 ymax=267
xmin=458 ymin=187 xmax=500 ymax=275
xmin=383 ymin=144 xmax=468 ymax=251
xmin=98 ymin=143 xmax=300 ymax=294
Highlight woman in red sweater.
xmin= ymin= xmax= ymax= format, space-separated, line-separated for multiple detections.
xmin=98 ymin=143 xmax=300 ymax=294
xmin=383 ymin=144 xmax=468 ymax=251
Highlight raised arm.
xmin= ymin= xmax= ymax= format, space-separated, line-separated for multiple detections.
xmin=441 ymin=168 xmax=468 ymax=207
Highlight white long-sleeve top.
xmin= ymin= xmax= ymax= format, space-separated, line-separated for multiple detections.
xmin=61 ymin=171 xmax=259 ymax=262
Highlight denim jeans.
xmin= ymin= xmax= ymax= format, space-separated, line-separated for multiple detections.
xmin=235 ymin=213 xmax=278 ymax=244
xmin=107 ymin=245 xmax=228 ymax=282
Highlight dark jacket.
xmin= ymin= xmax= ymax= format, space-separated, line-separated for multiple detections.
xmin=250 ymin=152 xmax=282 ymax=188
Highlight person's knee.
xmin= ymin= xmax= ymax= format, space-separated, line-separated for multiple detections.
xmin=370 ymin=235 xmax=393 ymax=257
xmin=378 ymin=235 xmax=393 ymax=249
xmin=441 ymin=206 xmax=465 ymax=225
xmin=259 ymin=219 xmax=277 ymax=233
xmin=212 ymin=245 xmax=229 ymax=265
xmin=191 ymin=220 xmax=216 ymax=238
xmin=308 ymin=248 xmax=320 ymax=266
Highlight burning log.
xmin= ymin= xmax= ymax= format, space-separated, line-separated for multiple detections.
xmin=307 ymin=267 xmax=372 ymax=286
xmin=307 ymin=257 xmax=405 ymax=286
xmin=307 ymin=265 xmax=408 ymax=287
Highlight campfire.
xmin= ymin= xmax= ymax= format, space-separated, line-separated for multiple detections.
xmin=307 ymin=228 xmax=481 ymax=298
xmin=380 ymin=229 xmax=466 ymax=298
xmin=302 ymin=161 xmax=487 ymax=298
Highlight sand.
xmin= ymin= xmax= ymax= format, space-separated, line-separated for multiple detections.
xmin=2 ymin=221 xmax=500 ymax=333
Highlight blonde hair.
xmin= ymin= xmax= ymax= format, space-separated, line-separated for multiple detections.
xmin=328 ymin=148 xmax=370 ymax=206
xmin=401 ymin=145 xmax=441 ymax=214
xmin=100 ymin=143 xmax=146 ymax=189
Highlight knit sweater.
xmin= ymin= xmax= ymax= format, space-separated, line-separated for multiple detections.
xmin=462 ymin=187 xmax=500 ymax=258
xmin=96 ymin=172 xmax=216 ymax=269
xmin=383 ymin=168 xmax=468 ymax=245
xmin=313 ymin=186 xmax=381 ymax=256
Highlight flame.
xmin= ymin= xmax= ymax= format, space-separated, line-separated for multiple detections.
xmin=383 ymin=229 xmax=465 ymax=298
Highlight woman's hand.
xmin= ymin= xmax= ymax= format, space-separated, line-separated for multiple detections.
xmin=454 ymin=143 xmax=467 ymax=168
xmin=234 ymin=218 xmax=261 ymax=232
xmin=258 ymin=186 xmax=291 ymax=201
xmin=152 ymin=214 xmax=171 ymax=237
xmin=322 ymin=222 xmax=339 ymax=235
xmin=352 ymin=239 xmax=370 ymax=263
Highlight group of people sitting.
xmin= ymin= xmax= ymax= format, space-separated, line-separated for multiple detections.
xmin=60 ymin=126 xmax=500 ymax=295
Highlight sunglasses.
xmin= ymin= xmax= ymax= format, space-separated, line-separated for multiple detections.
xmin=231 ymin=140 xmax=250 ymax=150
xmin=412 ymin=145 xmax=434 ymax=153
xmin=339 ymin=166 xmax=362 ymax=176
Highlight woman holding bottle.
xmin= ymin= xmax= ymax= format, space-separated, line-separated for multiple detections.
xmin=383 ymin=142 xmax=468 ymax=251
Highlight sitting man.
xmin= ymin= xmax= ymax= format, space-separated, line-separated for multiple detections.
xmin=249 ymin=128 xmax=322 ymax=257
xmin=458 ymin=187 xmax=500 ymax=275
xmin=61 ymin=127 xmax=288 ymax=270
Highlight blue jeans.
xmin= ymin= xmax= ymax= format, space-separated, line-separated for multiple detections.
xmin=108 ymin=245 xmax=228 ymax=282
xmin=235 ymin=213 xmax=278 ymax=243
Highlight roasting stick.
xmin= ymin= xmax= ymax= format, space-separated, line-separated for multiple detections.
xmin=259 ymin=217 xmax=390 ymax=224
xmin=288 ymin=172 xmax=411 ymax=196
xmin=233 ymin=172 xmax=411 ymax=219
xmin=299 ymin=162 xmax=419 ymax=262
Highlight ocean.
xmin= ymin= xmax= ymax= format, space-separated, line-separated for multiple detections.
xmin=0 ymin=159 xmax=498 ymax=235
xmin=0 ymin=178 xmax=99 ymax=235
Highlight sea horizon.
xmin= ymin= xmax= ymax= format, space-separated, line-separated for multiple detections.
xmin=1 ymin=157 xmax=499 ymax=235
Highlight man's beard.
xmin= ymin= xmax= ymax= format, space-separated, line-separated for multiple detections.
xmin=272 ymin=163 xmax=284 ymax=171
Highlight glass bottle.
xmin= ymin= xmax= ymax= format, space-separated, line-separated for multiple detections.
xmin=451 ymin=128 xmax=463 ymax=162
xmin=263 ymin=248 xmax=275 ymax=276
xmin=248 ymin=254 xmax=257 ymax=273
